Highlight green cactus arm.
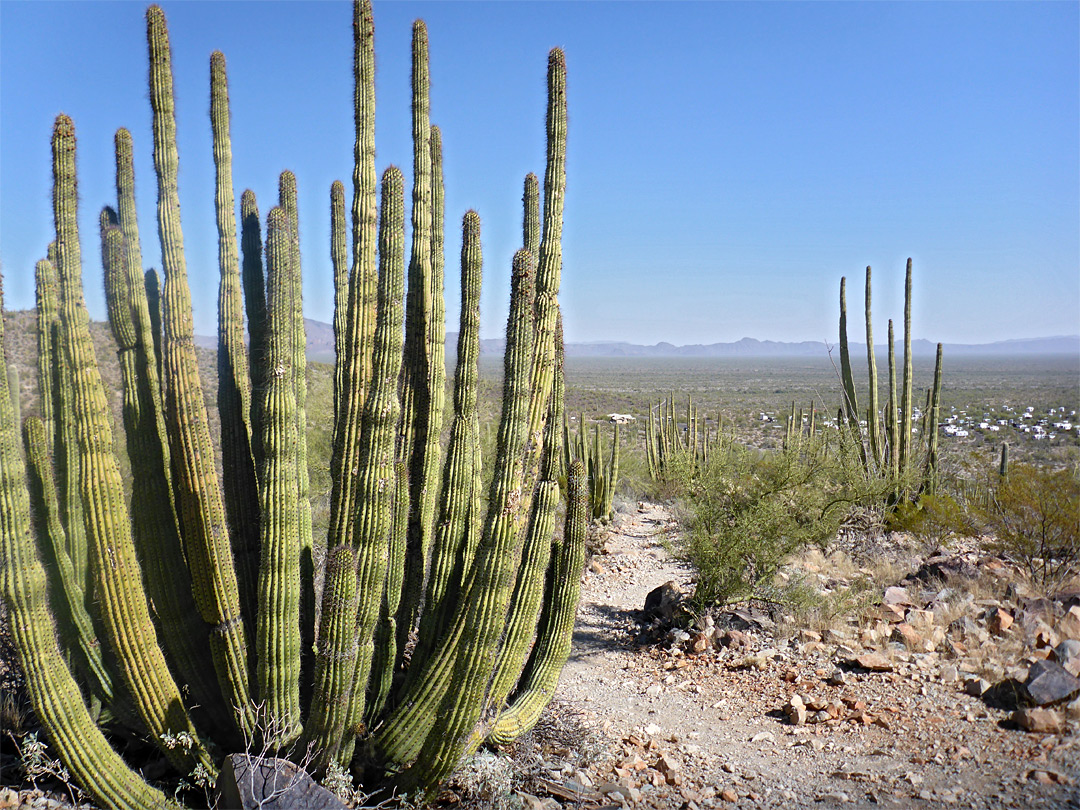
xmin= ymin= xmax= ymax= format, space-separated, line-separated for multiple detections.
xmin=397 ymin=18 xmax=440 ymax=653
xmin=22 ymin=417 xmax=123 ymax=715
xmin=331 ymin=179 xmax=348 ymax=432
xmin=241 ymin=187 xmax=267 ymax=466
xmin=838 ymin=276 xmax=864 ymax=468
xmin=254 ymin=206 xmax=303 ymax=749
xmin=1 ymin=284 xmax=170 ymax=810
xmin=486 ymin=458 xmax=587 ymax=746
xmin=524 ymin=50 xmax=567 ymax=465
xmin=887 ymin=319 xmax=899 ymax=481
xmin=101 ymin=223 xmax=226 ymax=725
xmin=415 ymin=209 xmax=482 ymax=663
xmin=146 ymin=5 xmax=254 ymax=739
xmin=115 ymin=128 xmax=168 ymax=462
xmin=143 ymin=268 xmax=163 ymax=383
xmin=34 ymin=259 xmax=58 ymax=453
xmin=923 ymin=343 xmax=943 ymax=495
xmin=47 ymin=256 xmax=87 ymax=595
xmin=483 ymin=330 xmax=565 ymax=722
xmin=212 ymin=51 xmax=261 ymax=625
xmin=326 ymin=0 xmax=377 ymax=673
xmin=899 ymin=258 xmax=914 ymax=477
xmin=277 ymin=170 xmax=315 ymax=712
xmin=304 ymin=543 xmax=359 ymax=768
xmin=380 ymin=248 xmax=538 ymax=785
xmin=364 ymin=458 xmax=410 ymax=725
xmin=52 ymin=113 xmax=214 ymax=775
xmin=343 ymin=164 xmax=409 ymax=754
xmin=605 ymin=420 xmax=619 ymax=519
xmin=864 ymin=266 xmax=882 ymax=470
xmin=307 ymin=166 xmax=405 ymax=764
xmin=523 ymin=172 xmax=540 ymax=258
xmin=369 ymin=249 xmax=536 ymax=773
xmin=998 ymin=441 xmax=1009 ymax=480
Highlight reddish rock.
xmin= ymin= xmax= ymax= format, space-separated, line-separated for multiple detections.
xmin=988 ymin=608 xmax=1014 ymax=636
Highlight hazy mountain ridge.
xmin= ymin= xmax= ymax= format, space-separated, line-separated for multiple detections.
xmin=183 ymin=319 xmax=1079 ymax=360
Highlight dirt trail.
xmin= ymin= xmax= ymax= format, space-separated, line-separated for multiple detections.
xmin=547 ymin=502 xmax=1080 ymax=810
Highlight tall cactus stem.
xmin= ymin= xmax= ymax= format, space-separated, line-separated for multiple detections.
xmin=213 ymin=51 xmax=261 ymax=626
xmin=147 ymin=4 xmax=254 ymax=739
xmin=864 ymin=266 xmax=881 ymax=470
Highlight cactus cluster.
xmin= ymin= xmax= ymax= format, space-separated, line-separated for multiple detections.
xmin=563 ymin=414 xmax=620 ymax=522
xmin=837 ymin=261 xmax=944 ymax=499
xmin=645 ymin=394 xmax=727 ymax=481
xmin=0 ymin=3 xmax=585 ymax=807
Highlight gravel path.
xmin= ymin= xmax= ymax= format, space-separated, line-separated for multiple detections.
xmin=543 ymin=501 xmax=1080 ymax=810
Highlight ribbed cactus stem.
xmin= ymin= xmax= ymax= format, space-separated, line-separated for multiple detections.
xmin=331 ymin=179 xmax=348 ymax=429
xmin=899 ymin=258 xmax=914 ymax=476
xmin=416 ymin=210 xmax=482 ymax=661
xmin=838 ymin=277 xmax=862 ymax=462
xmin=887 ymin=319 xmax=899 ymax=481
xmin=864 ymin=266 xmax=881 ymax=469
xmin=22 ymin=416 xmax=120 ymax=714
xmin=52 ymin=113 xmax=212 ymax=775
xmin=34 ymin=259 xmax=57 ymax=452
xmin=342 ymin=165 xmax=407 ymax=757
xmin=487 ymin=457 xmax=586 ymax=746
xmin=255 ymin=206 xmax=303 ymax=750
xmin=924 ymin=343 xmax=943 ymax=494
xmin=326 ymin=1 xmax=376 ymax=692
xmin=101 ymin=222 xmax=224 ymax=725
xmin=526 ymin=49 xmax=567 ymax=441
xmin=278 ymin=170 xmax=315 ymax=707
xmin=241 ymin=187 xmax=267 ymax=460
xmin=396 ymin=249 xmax=537 ymax=785
xmin=213 ymin=50 xmax=261 ymax=625
xmin=308 ymin=166 xmax=405 ymax=765
xmin=523 ymin=172 xmax=540 ymax=257
xmin=999 ymin=441 xmax=1009 ymax=480
xmin=147 ymin=4 xmax=254 ymax=739
xmin=114 ymin=130 xmax=171 ymax=489
xmin=396 ymin=18 xmax=442 ymax=655
xmin=370 ymin=249 xmax=536 ymax=774
xmin=1 ymin=277 xmax=169 ymax=810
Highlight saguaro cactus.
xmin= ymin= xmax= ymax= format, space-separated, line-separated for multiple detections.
xmin=0 ymin=2 xmax=580 ymax=807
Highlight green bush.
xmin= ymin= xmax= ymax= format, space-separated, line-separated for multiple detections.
xmin=679 ymin=438 xmax=875 ymax=609
xmin=896 ymin=462 xmax=1079 ymax=591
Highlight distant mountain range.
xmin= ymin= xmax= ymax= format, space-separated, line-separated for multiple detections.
xmin=193 ymin=321 xmax=1079 ymax=361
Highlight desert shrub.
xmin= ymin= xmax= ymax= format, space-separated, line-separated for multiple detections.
xmin=896 ymin=462 xmax=1079 ymax=591
xmin=679 ymin=438 xmax=873 ymax=608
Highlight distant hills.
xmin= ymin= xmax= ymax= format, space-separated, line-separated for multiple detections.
xmin=192 ymin=320 xmax=1079 ymax=361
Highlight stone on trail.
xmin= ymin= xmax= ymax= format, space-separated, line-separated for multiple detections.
xmin=1053 ymin=639 xmax=1080 ymax=677
xmin=216 ymin=754 xmax=347 ymax=810
xmin=1013 ymin=707 xmax=1063 ymax=734
xmin=1023 ymin=659 xmax=1080 ymax=706
xmin=848 ymin=652 xmax=893 ymax=672
xmin=643 ymin=580 xmax=684 ymax=622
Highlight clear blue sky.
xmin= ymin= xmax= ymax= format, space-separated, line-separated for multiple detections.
xmin=2 ymin=1 xmax=1077 ymax=346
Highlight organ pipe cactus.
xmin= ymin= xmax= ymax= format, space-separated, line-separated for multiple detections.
xmin=0 ymin=3 xmax=580 ymax=807
xmin=835 ymin=261 xmax=942 ymax=502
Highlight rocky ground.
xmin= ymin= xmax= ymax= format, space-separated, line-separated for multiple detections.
xmin=2 ymin=501 xmax=1078 ymax=810
xmin=495 ymin=501 xmax=1080 ymax=810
